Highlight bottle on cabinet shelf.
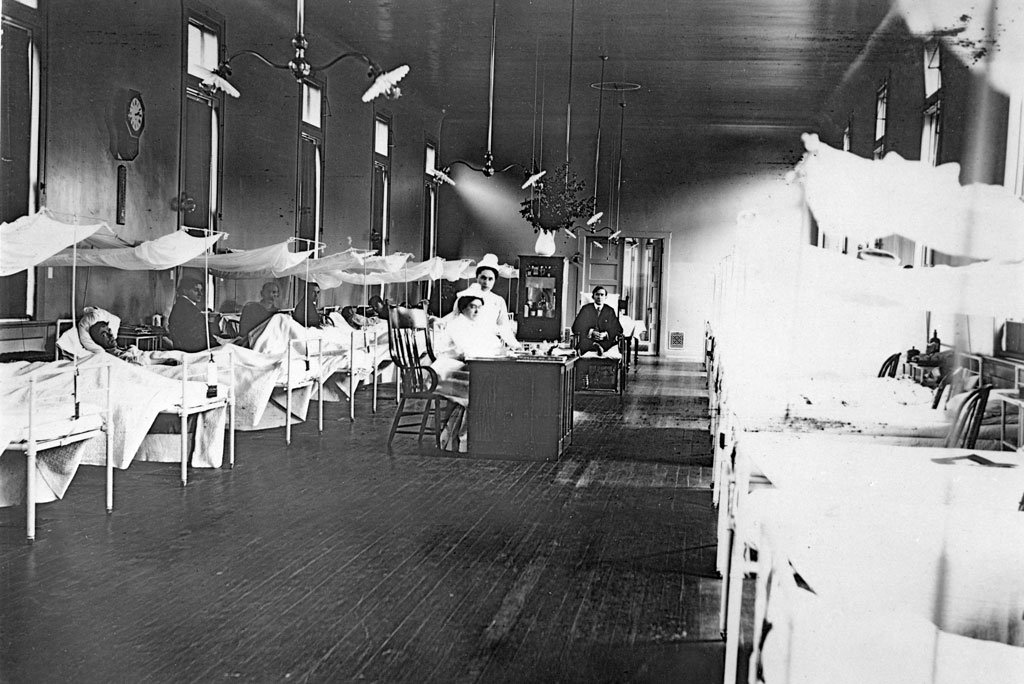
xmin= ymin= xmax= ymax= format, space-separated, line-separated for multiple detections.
xmin=927 ymin=330 xmax=941 ymax=355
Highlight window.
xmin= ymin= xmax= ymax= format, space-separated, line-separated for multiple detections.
xmin=298 ymin=82 xmax=324 ymax=249
xmin=181 ymin=15 xmax=224 ymax=233
xmin=423 ymin=141 xmax=438 ymax=261
xmin=921 ymin=100 xmax=942 ymax=166
xmin=302 ymin=82 xmax=322 ymax=128
xmin=873 ymin=79 xmax=888 ymax=159
xmin=921 ymin=43 xmax=942 ymax=166
xmin=923 ymin=42 xmax=941 ymax=98
xmin=1 ymin=6 xmax=44 ymax=318
xmin=371 ymin=115 xmax=392 ymax=253
xmin=1005 ymin=90 xmax=1024 ymax=198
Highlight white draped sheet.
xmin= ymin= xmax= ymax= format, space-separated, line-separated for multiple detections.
xmin=761 ymin=559 xmax=1024 ymax=684
xmin=0 ymin=211 xmax=106 ymax=276
xmin=798 ymin=133 xmax=1024 ymax=262
xmin=41 ymin=230 xmax=223 ymax=270
xmin=750 ymin=495 xmax=1024 ymax=684
xmin=182 ymin=241 xmax=315 ymax=279
xmin=288 ymin=252 xmax=515 ymax=290
xmin=0 ymin=356 xmax=226 ymax=506
xmin=247 ymin=314 xmax=390 ymax=412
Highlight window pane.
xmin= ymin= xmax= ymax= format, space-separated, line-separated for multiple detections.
xmin=182 ymin=96 xmax=213 ymax=229
xmin=302 ymin=83 xmax=321 ymax=127
xmin=188 ymin=23 xmax=219 ymax=77
xmin=874 ymin=84 xmax=887 ymax=141
xmin=0 ymin=20 xmax=34 ymax=317
xmin=425 ymin=144 xmax=436 ymax=174
xmin=924 ymin=44 xmax=942 ymax=98
xmin=298 ymin=136 xmax=321 ymax=244
xmin=375 ymin=119 xmax=389 ymax=156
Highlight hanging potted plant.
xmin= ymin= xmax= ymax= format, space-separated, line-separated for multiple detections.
xmin=519 ymin=162 xmax=594 ymax=255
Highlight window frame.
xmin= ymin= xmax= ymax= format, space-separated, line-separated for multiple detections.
xmin=1 ymin=0 xmax=47 ymax=320
xmin=423 ymin=138 xmax=439 ymax=261
xmin=873 ymin=77 xmax=889 ymax=159
xmin=297 ymin=79 xmax=325 ymax=249
xmin=371 ymin=113 xmax=393 ymax=254
xmin=180 ymin=8 xmax=226 ymax=233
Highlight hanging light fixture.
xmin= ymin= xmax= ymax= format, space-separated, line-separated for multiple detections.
xmin=611 ymin=95 xmax=627 ymax=241
xmin=587 ymin=55 xmax=609 ymax=227
xmin=439 ymin=0 xmax=545 ymax=188
xmin=585 ymin=78 xmax=638 ymax=244
xmin=518 ymin=0 xmax=594 ymax=237
xmin=202 ymin=0 xmax=409 ymax=102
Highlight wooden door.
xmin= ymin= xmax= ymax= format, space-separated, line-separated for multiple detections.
xmin=582 ymin=237 xmax=623 ymax=307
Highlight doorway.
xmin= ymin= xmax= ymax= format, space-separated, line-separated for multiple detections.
xmin=580 ymin=236 xmax=663 ymax=356
xmin=622 ymin=238 xmax=663 ymax=356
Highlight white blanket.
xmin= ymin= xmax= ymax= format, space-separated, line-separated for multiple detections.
xmin=761 ymin=569 xmax=1024 ymax=684
xmin=747 ymin=493 xmax=1024 ymax=647
xmin=1 ymin=357 xmax=225 ymax=506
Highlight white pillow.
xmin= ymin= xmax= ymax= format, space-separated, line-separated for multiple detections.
xmin=58 ymin=307 xmax=122 ymax=358
xmin=579 ymin=290 xmax=620 ymax=311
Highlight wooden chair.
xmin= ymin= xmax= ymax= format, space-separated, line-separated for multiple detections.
xmin=877 ymin=352 xmax=901 ymax=378
xmin=385 ymin=306 xmax=446 ymax=452
xmin=931 ymin=367 xmax=963 ymax=409
xmin=572 ymin=333 xmax=629 ymax=394
xmin=944 ymin=384 xmax=992 ymax=449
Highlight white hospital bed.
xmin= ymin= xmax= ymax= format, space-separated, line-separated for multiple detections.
xmin=1 ymin=362 xmax=112 ymax=542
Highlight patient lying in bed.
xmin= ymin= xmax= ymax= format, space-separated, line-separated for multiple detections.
xmin=62 ymin=307 xmax=181 ymax=366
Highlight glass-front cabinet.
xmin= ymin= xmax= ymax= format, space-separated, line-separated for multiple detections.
xmin=517 ymin=256 xmax=565 ymax=342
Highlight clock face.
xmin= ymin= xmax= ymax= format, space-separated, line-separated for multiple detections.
xmin=127 ymin=96 xmax=144 ymax=135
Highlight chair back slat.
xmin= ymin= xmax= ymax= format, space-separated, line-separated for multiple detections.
xmin=387 ymin=306 xmax=437 ymax=395
xmin=878 ymin=352 xmax=901 ymax=378
xmin=945 ymin=384 xmax=992 ymax=449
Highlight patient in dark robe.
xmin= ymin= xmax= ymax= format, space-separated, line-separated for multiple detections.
xmin=239 ymin=281 xmax=281 ymax=337
xmin=168 ymin=276 xmax=221 ymax=352
xmin=292 ymin=282 xmax=329 ymax=327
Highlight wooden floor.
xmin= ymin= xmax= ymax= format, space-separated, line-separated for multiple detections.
xmin=1 ymin=358 xmax=746 ymax=684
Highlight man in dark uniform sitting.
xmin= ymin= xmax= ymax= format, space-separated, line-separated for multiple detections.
xmin=571 ymin=286 xmax=623 ymax=356
xmin=168 ymin=276 xmax=221 ymax=352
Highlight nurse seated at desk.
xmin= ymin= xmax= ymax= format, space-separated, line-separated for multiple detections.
xmin=431 ymin=295 xmax=518 ymax=452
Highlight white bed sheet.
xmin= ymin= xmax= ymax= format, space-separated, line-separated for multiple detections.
xmin=760 ymin=567 xmax=1024 ymax=684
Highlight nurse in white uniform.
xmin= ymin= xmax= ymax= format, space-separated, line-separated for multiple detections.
xmin=450 ymin=254 xmax=520 ymax=350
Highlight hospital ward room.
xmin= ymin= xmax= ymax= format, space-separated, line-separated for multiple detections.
xmin=2 ymin=0 xmax=1024 ymax=682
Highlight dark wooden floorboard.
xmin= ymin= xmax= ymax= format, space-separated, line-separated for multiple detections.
xmin=1 ymin=358 xmax=751 ymax=684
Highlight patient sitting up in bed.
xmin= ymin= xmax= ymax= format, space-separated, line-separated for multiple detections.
xmin=238 ymin=281 xmax=280 ymax=338
xmin=169 ymin=276 xmax=223 ymax=352
xmin=292 ymin=282 xmax=330 ymax=328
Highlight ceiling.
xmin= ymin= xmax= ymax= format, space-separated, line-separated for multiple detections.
xmin=299 ymin=0 xmax=893 ymax=188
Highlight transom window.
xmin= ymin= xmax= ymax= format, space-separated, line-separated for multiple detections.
xmin=187 ymin=21 xmax=219 ymax=78
xmin=302 ymin=82 xmax=322 ymax=127
xmin=873 ymin=79 xmax=888 ymax=159
xmin=371 ymin=115 xmax=392 ymax=253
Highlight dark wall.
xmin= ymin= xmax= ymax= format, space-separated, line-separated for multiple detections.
xmin=818 ymin=19 xmax=1008 ymax=183
xmin=39 ymin=0 xmax=442 ymax=323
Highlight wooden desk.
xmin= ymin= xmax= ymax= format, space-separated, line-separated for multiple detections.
xmin=467 ymin=356 xmax=576 ymax=460
xmin=989 ymin=388 xmax=1024 ymax=452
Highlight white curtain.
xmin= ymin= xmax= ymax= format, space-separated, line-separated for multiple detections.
xmin=0 ymin=211 xmax=106 ymax=276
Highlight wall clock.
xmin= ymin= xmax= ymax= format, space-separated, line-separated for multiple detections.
xmin=114 ymin=90 xmax=145 ymax=161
